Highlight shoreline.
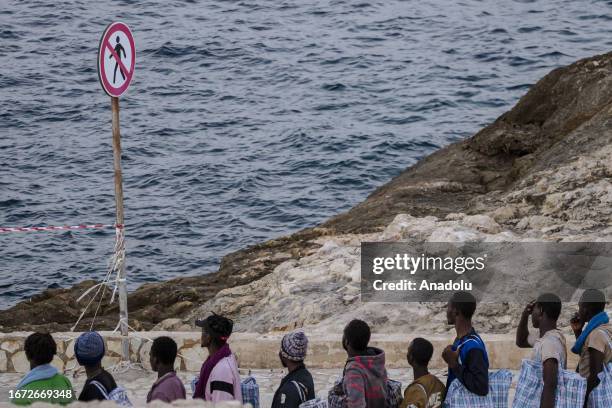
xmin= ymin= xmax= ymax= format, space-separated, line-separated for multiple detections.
xmin=1 ymin=51 xmax=611 ymax=333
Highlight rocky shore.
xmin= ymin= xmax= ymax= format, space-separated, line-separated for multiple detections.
xmin=1 ymin=52 xmax=611 ymax=333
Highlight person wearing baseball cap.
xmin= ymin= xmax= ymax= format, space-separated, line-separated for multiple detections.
xmin=271 ymin=330 xmax=315 ymax=408
xmin=193 ymin=313 xmax=242 ymax=402
xmin=74 ymin=331 xmax=118 ymax=402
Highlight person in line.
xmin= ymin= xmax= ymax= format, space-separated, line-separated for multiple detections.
xmin=11 ymin=332 xmax=74 ymax=405
xmin=516 ymin=293 xmax=566 ymax=408
xmin=570 ymin=289 xmax=611 ymax=407
xmin=400 ymin=337 xmax=445 ymax=408
xmin=74 ymin=331 xmax=118 ymax=401
xmin=272 ymin=329 xmax=315 ymax=408
xmin=147 ymin=336 xmax=186 ymax=403
xmin=442 ymin=291 xmax=489 ymax=397
xmin=341 ymin=319 xmax=387 ymax=408
xmin=193 ymin=313 xmax=242 ymax=402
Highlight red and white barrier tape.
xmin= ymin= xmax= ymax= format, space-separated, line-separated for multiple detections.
xmin=0 ymin=223 xmax=124 ymax=233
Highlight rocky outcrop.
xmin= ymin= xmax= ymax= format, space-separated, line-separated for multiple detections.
xmin=186 ymin=212 xmax=610 ymax=335
xmin=1 ymin=52 xmax=611 ymax=333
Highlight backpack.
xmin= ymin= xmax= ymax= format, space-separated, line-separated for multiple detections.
xmin=241 ymin=376 xmax=260 ymax=408
xmin=456 ymin=334 xmax=489 ymax=367
xmin=291 ymin=379 xmax=310 ymax=404
xmin=90 ymin=380 xmax=133 ymax=407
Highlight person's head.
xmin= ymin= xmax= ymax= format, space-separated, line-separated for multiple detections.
xmin=24 ymin=332 xmax=57 ymax=369
xmin=407 ymin=337 xmax=434 ymax=369
xmin=342 ymin=319 xmax=370 ymax=355
xmin=74 ymin=331 xmax=105 ymax=368
xmin=532 ymin=293 xmax=562 ymax=328
xmin=116 ymin=36 xmax=120 ymax=43
xmin=446 ymin=291 xmax=477 ymax=325
xmin=150 ymin=336 xmax=178 ymax=372
xmin=279 ymin=330 xmax=308 ymax=368
xmin=578 ymin=289 xmax=607 ymax=322
xmin=195 ymin=313 xmax=233 ymax=349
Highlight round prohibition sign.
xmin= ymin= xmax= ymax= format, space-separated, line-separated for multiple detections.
xmin=98 ymin=22 xmax=135 ymax=97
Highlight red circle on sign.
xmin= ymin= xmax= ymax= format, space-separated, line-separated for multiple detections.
xmin=98 ymin=22 xmax=135 ymax=97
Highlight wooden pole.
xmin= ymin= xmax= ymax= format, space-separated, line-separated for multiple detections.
xmin=111 ymin=96 xmax=129 ymax=362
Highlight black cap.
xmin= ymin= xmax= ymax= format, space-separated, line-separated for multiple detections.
xmin=195 ymin=313 xmax=234 ymax=340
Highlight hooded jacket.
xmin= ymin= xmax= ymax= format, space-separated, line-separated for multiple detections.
xmin=342 ymin=347 xmax=388 ymax=408
xmin=12 ymin=364 xmax=74 ymax=406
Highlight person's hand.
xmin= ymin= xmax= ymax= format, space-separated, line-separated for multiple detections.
xmin=570 ymin=313 xmax=585 ymax=336
xmin=522 ymin=301 xmax=535 ymax=317
xmin=442 ymin=345 xmax=459 ymax=369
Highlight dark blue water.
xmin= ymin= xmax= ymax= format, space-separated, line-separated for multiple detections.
xmin=2 ymin=0 xmax=612 ymax=309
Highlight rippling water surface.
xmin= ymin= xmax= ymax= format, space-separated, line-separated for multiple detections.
xmin=1 ymin=0 xmax=611 ymax=308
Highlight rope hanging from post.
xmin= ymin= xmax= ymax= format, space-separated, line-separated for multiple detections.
xmin=71 ymin=225 xmax=126 ymax=332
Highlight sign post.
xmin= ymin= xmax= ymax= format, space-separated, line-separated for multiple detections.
xmin=98 ymin=22 xmax=135 ymax=362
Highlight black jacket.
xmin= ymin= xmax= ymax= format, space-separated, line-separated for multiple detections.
xmin=272 ymin=365 xmax=315 ymax=408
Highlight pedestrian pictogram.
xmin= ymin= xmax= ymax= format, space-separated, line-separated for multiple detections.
xmin=98 ymin=22 xmax=135 ymax=97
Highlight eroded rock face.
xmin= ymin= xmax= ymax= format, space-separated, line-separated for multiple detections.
xmin=187 ymin=212 xmax=609 ymax=335
xmin=1 ymin=52 xmax=611 ymax=333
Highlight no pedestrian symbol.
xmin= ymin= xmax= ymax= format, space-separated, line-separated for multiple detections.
xmin=98 ymin=22 xmax=135 ymax=97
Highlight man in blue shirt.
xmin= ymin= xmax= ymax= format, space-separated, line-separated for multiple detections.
xmin=442 ymin=291 xmax=489 ymax=397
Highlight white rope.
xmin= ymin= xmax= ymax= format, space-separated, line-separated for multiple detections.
xmin=109 ymin=227 xmax=125 ymax=304
xmin=76 ymin=282 xmax=106 ymax=303
xmin=109 ymin=228 xmax=126 ymax=304
xmin=89 ymin=284 xmax=108 ymax=332
xmin=71 ymin=226 xmax=125 ymax=332
xmin=65 ymin=224 xmax=205 ymax=373
xmin=111 ymin=318 xmax=128 ymax=334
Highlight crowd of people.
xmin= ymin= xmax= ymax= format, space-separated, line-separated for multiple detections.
xmin=9 ymin=289 xmax=611 ymax=407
